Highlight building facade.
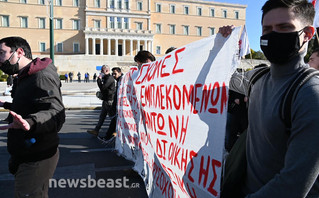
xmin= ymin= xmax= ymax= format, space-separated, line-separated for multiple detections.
xmin=0 ymin=0 xmax=246 ymax=74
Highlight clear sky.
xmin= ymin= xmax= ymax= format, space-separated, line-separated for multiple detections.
xmin=210 ymin=0 xmax=267 ymax=51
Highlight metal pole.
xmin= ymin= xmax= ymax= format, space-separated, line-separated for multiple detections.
xmin=49 ymin=0 xmax=54 ymax=64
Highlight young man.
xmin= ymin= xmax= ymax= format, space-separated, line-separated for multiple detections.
xmin=98 ymin=67 xmax=123 ymax=143
xmin=0 ymin=36 xmax=65 ymax=197
xmin=308 ymin=48 xmax=319 ymax=70
xmin=87 ymin=65 xmax=115 ymax=136
xmin=134 ymin=50 xmax=155 ymax=69
xmin=220 ymin=0 xmax=319 ymax=197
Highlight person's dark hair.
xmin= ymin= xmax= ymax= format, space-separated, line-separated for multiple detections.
xmin=134 ymin=50 xmax=155 ymax=63
xmin=165 ymin=47 xmax=177 ymax=54
xmin=0 ymin=37 xmax=33 ymax=59
xmin=262 ymin=0 xmax=314 ymax=25
xmin=112 ymin=67 xmax=121 ymax=73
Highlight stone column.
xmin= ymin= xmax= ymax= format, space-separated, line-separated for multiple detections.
xmin=85 ymin=38 xmax=89 ymax=55
xmin=115 ymin=39 xmax=118 ymax=56
xmin=108 ymin=39 xmax=111 ymax=55
xmin=92 ymin=38 xmax=96 ymax=55
xmin=122 ymin=39 xmax=126 ymax=56
xmin=100 ymin=38 xmax=103 ymax=55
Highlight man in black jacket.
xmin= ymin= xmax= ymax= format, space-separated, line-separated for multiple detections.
xmin=98 ymin=67 xmax=123 ymax=143
xmin=87 ymin=65 xmax=115 ymax=136
xmin=0 ymin=36 xmax=65 ymax=197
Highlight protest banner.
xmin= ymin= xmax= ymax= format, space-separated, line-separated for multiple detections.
xmin=115 ymin=27 xmax=241 ymax=198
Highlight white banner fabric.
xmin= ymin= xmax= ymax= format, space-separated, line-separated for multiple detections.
xmin=115 ymin=27 xmax=241 ymax=198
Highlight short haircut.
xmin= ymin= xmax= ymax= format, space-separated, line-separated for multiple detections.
xmin=262 ymin=0 xmax=314 ymax=26
xmin=0 ymin=36 xmax=33 ymax=59
xmin=112 ymin=67 xmax=121 ymax=73
xmin=134 ymin=50 xmax=156 ymax=63
xmin=165 ymin=47 xmax=177 ymax=54
xmin=101 ymin=65 xmax=110 ymax=71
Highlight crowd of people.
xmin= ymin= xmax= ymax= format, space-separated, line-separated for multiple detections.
xmin=1 ymin=0 xmax=319 ymax=197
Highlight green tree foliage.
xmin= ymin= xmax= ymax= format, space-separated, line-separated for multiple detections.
xmin=244 ymin=49 xmax=267 ymax=60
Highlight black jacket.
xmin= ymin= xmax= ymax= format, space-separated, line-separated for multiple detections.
xmin=5 ymin=58 xmax=65 ymax=163
xmin=97 ymin=73 xmax=115 ymax=102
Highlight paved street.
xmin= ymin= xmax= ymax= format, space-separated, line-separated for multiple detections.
xmin=0 ymin=110 xmax=148 ymax=198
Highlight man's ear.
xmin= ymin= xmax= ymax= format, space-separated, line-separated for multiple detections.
xmin=303 ymin=26 xmax=316 ymax=42
xmin=15 ymin=47 xmax=25 ymax=58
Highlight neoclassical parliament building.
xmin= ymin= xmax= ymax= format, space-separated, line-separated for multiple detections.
xmin=0 ymin=0 xmax=246 ymax=73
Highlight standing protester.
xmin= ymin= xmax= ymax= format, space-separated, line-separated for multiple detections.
xmin=69 ymin=71 xmax=73 ymax=83
xmin=77 ymin=71 xmax=81 ymax=83
xmin=87 ymin=65 xmax=115 ymax=136
xmin=93 ymin=73 xmax=97 ymax=82
xmin=0 ymin=36 xmax=65 ymax=197
xmin=134 ymin=50 xmax=156 ymax=69
xmin=220 ymin=0 xmax=319 ymax=197
xmin=64 ymin=73 xmax=68 ymax=83
xmin=308 ymin=48 xmax=319 ymax=70
xmin=98 ymin=67 xmax=123 ymax=143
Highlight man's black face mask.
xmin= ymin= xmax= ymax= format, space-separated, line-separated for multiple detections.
xmin=260 ymin=29 xmax=305 ymax=64
xmin=0 ymin=51 xmax=20 ymax=75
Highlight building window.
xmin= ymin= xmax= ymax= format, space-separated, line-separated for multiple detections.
xmin=209 ymin=27 xmax=215 ymax=35
xmin=136 ymin=22 xmax=142 ymax=30
xmin=235 ymin=11 xmax=239 ymax=19
xmin=73 ymin=42 xmax=80 ymax=53
xmin=39 ymin=0 xmax=45 ymax=5
xmin=117 ymin=17 xmax=122 ymax=29
xmin=137 ymin=1 xmax=142 ymax=11
xmin=183 ymin=25 xmax=189 ymax=35
xmin=20 ymin=0 xmax=27 ymax=3
xmin=1 ymin=0 xmax=8 ymax=2
xmin=55 ymin=18 xmax=62 ymax=29
xmin=57 ymin=42 xmax=63 ymax=52
xmin=210 ymin=8 xmax=215 ymax=17
xmin=117 ymin=0 xmax=121 ymax=9
xmin=39 ymin=42 xmax=46 ymax=52
xmin=73 ymin=19 xmax=80 ymax=30
xmin=169 ymin=24 xmax=175 ymax=34
xmin=223 ymin=10 xmax=227 ymax=18
xmin=21 ymin=17 xmax=28 ymax=28
xmin=124 ymin=0 xmax=129 ymax=9
xmin=184 ymin=6 xmax=189 ymax=15
xmin=1 ymin=15 xmax=9 ymax=27
xmin=156 ymin=46 xmax=161 ymax=55
xmin=110 ymin=0 xmax=114 ymax=8
xmin=156 ymin=3 xmax=161 ymax=13
xmin=73 ymin=0 xmax=79 ymax=6
xmin=94 ymin=20 xmax=101 ymax=28
xmin=39 ymin=18 xmax=45 ymax=29
xmin=56 ymin=0 xmax=62 ymax=6
xmin=197 ymin=7 xmax=202 ymax=16
xmin=156 ymin=24 xmax=161 ymax=34
xmin=95 ymin=0 xmax=100 ymax=8
xmin=197 ymin=26 xmax=202 ymax=36
xmin=124 ymin=18 xmax=129 ymax=29
xmin=110 ymin=17 xmax=115 ymax=28
xmin=170 ymin=5 xmax=175 ymax=14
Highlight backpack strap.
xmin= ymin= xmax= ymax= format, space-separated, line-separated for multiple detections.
xmin=247 ymin=67 xmax=270 ymax=97
xmin=281 ymin=68 xmax=319 ymax=131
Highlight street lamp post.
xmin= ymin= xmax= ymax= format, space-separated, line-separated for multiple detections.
xmin=49 ymin=0 xmax=54 ymax=64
